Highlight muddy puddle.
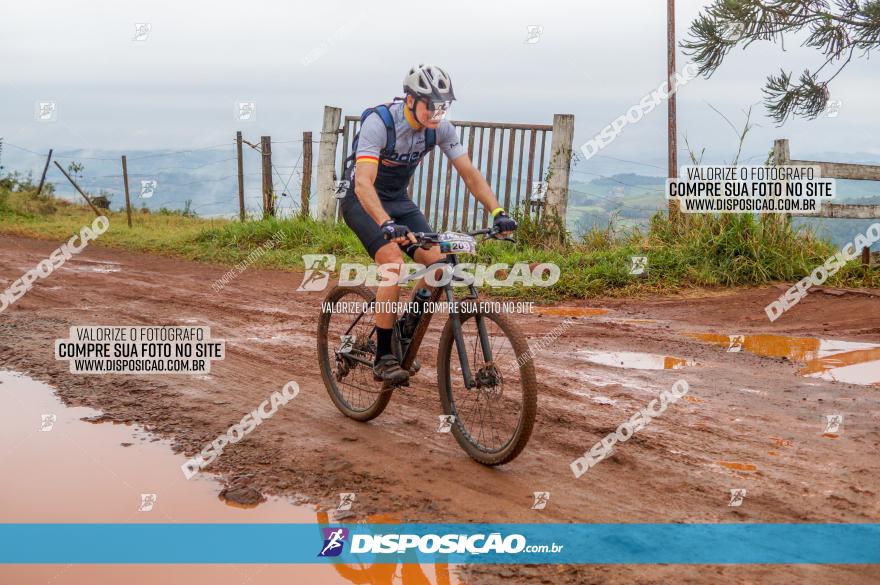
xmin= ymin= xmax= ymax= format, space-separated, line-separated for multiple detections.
xmin=62 ymin=259 xmax=122 ymax=273
xmin=687 ymin=333 xmax=880 ymax=386
xmin=0 ymin=371 xmax=459 ymax=585
xmin=576 ymin=350 xmax=692 ymax=371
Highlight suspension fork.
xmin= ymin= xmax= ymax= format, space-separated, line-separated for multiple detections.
xmin=442 ymin=256 xmax=493 ymax=389
xmin=444 ymin=284 xmax=475 ymax=388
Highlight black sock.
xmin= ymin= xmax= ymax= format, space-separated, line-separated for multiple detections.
xmin=375 ymin=327 xmax=393 ymax=361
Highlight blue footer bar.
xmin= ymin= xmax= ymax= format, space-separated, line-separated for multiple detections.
xmin=0 ymin=523 xmax=877 ymax=564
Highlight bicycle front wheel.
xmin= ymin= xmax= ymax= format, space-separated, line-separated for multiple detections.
xmin=437 ymin=306 xmax=537 ymax=465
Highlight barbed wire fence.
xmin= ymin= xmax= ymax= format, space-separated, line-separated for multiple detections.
xmin=2 ymin=133 xmax=318 ymax=225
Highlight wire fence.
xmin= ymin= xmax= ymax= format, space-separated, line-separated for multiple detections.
xmin=2 ymin=135 xmax=682 ymax=237
xmin=8 ymin=135 xmax=830 ymax=241
xmin=2 ymin=137 xmax=316 ymax=220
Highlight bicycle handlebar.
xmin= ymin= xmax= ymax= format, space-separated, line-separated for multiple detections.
xmin=411 ymin=227 xmax=514 ymax=244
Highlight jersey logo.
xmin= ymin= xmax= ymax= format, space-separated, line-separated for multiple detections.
xmin=383 ymin=151 xmax=426 ymax=163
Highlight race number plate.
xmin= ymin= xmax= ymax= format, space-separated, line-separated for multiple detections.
xmin=438 ymin=232 xmax=476 ymax=254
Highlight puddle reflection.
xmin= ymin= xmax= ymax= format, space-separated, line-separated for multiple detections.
xmin=687 ymin=333 xmax=880 ymax=386
xmin=576 ymin=350 xmax=692 ymax=370
xmin=0 ymin=370 xmax=459 ymax=584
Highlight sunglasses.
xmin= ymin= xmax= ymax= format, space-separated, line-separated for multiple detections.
xmin=425 ymin=100 xmax=452 ymax=121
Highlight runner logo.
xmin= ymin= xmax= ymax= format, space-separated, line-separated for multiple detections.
xmin=524 ymin=25 xmax=543 ymax=44
xmin=823 ymin=99 xmax=842 ymax=118
xmin=133 ymin=23 xmax=152 ymax=41
xmin=720 ymin=21 xmax=745 ymax=42
xmin=236 ymin=101 xmax=257 ymax=121
xmin=532 ymin=491 xmax=550 ymax=510
xmin=36 ymin=101 xmax=57 ymax=122
xmin=629 ymin=256 xmax=648 ymax=276
xmin=824 ymin=414 xmax=843 ymax=434
xmin=728 ymin=488 xmax=746 ymax=507
xmin=530 ymin=181 xmax=547 ymax=202
xmin=337 ymin=492 xmax=356 ymax=511
xmin=139 ymin=493 xmax=157 ymax=512
xmin=727 ymin=335 xmax=745 ymax=353
xmin=298 ymin=255 xmax=336 ymax=291
xmin=333 ymin=180 xmax=350 ymax=198
xmin=338 ymin=335 xmax=355 ymax=354
xmin=318 ymin=527 xmax=349 ymax=557
xmin=437 ymin=415 xmax=455 ymax=433
xmin=140 ymin=180 xmax=157 ymax=199
xmin=40 ymin=414 xmax=56 ymax=432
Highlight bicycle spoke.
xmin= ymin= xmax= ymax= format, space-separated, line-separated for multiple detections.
xmin=444 ymin=312 xmax=524 ymax=454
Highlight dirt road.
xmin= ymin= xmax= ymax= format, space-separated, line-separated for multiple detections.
xmin=1 ymin=234 xmax=878 ymax=584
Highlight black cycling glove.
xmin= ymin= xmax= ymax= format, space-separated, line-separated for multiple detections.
xmin=380 ymin=219 xmax=412 ymax=241
xmin=493 ymin=211 xmax=517 ymax=233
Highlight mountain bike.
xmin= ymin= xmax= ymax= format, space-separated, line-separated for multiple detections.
xmin=317 ymin=227 xmax=537 ymax=465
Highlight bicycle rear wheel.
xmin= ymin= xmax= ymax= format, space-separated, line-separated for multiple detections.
xmin=437 ymin=305 xmax=537 ymax=465
xmin=318 ymin=285 xmax=392 ymax=422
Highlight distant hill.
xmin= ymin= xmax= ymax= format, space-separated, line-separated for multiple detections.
xmin=3 ymin=145 xmax=877 ymax=248
xmin=566 ymin=173 xmax=879 ymax=249
xmin=1 ymin=145 xmax=309 ymax=218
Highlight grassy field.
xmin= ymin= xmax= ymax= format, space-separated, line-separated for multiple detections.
xmin=1 ymin=186 xmax=877 ymax=300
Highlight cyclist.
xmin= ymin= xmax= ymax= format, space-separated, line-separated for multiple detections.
xmin=340 ymin=63 xmax=517 ymax=385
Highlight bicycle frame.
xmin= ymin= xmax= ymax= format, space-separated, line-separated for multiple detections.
xmin=398 ymin=253 xmax=491 ymax=390
xmin=335 ymin=228 xmax=503 ymax=390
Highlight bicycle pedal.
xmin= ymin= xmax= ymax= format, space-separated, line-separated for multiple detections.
xmin=407 ymin=358 xmax=421 ymax=376
xmin=381 ymin=378 xmax=409 ymax=390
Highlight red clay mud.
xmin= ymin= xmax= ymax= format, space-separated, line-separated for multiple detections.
xmin=1 ymin=234 xmax=878 ymax=584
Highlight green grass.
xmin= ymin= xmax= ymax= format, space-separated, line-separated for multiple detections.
xmin=1 ymin=186 xmax=876 ymax=300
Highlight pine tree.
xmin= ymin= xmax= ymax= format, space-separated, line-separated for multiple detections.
xmin=682 ymin=0 xmax=880 ymax=123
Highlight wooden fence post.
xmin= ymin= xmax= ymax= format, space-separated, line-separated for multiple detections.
xmin=36 ymin=149 xmax=53 ymax=196
xmin=53 ymin=161 xmax=104 ymax=217
xmin=777 ymin=137 xmax=879 ymax=268
xmin=772 ymin=139 xmax=791 ymax=226
xmin=546 ymin=113 xmax=575 ymax=221
xmin=236 ymin=131 xmax=245 ymax=222
xmin=301 ymin=131 xmax=312 ymax=218
xmin=772 ymin=139 xmax=790 ymax=166
xmin=316 ymin=106 xmax=342 ymax=221
xmin=260 ymin=136 xmax=274 ymax=218
xmin=121 ymin=155 xmax=132 ymax=228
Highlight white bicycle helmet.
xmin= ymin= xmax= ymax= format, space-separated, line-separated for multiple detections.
xmin=403 ymin=64 xmax=456 ymax=103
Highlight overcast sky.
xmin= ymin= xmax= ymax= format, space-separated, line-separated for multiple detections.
xmin=2 ymin=0 xmax=878 ymax=170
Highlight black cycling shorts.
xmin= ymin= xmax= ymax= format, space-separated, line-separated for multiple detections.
xmin=340 ymin=194 xmax=432 ymax=260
